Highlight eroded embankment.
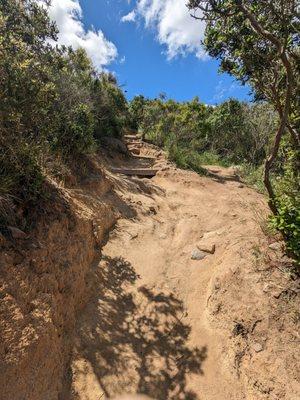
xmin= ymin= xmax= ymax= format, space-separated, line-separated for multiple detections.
xmin=0 ymin=156 xmax=127 ymax=400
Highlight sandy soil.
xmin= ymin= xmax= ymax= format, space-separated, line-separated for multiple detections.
xmin=69 ymin=146 xmax=300 ymax=400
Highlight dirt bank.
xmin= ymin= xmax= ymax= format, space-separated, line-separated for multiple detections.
xmin=0 ymin=157 xmax=125 ymax=400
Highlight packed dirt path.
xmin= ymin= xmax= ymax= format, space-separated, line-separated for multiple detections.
xmin=69 ymin=144 xmax=299 ymax=400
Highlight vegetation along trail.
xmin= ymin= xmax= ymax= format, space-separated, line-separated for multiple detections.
xmin=70 ymin=139 xmax=298 ymax=400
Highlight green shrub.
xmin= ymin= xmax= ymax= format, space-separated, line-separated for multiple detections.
xmin=271 ymin=147 xmax=300 ymax=262
xmin=133 ymin=96 xmax=275 ymax=169
xmin=167 ymin=144 xmax=209 ymax=175
xmin=93 ymin=75 xmax=129 ymax=140
xmin=237 ymin=164 xmax=265 ymax=193
xmin=271 ymin=198 xmax=300 ymax=262
xmin=0 ymin=138 xmax=45 ymax=226
xmin=0 ymin=1 xmax=130 ymax=226
xmin=52 ymin=104 xmax=96 ymax=157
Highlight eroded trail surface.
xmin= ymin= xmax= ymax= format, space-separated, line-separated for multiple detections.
xmin=69 ymin=143 xmax=299 ymax=400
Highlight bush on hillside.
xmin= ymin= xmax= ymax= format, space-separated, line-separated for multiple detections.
xmin=271 ymin=146 xmax=300 ymax=262
xmin=130 ymin=94 xmax=299 ymax=262
xmin=0 ymin=0 xmax=130 ymax=225
xmin=131 ymin=96 xmax=274 ymax=167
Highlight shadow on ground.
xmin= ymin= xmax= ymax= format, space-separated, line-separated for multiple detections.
xmin=72 ymin=256 xmax=207 ymax=400
xmin=203 ymin=170 xmax=241 ymax=184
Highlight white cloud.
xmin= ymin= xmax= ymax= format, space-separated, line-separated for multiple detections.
xmin=121 ymin=10 xmax=136 ymax=22
xmin=213 ymin=80 xmax=227 ymax=101
xmin=47 ymin=0 xmax=117 ymax=70
xmin=126 ymin=0 xmax=206 ymax=60
xmin=212 ymin=80 xmax=244 ymax=102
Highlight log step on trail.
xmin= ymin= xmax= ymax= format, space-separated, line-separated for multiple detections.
xmin=131 ymin=154 xmax=156 ymax=160
xmin=124 ymin=134 xmax=141 ymax=140
xmin=127 ymin=145 xmax=143 ymax=150
xmin=125 ymin=140 xmax=142 ymax=146
xmin=110 ymin=167 xmax=158 ymax=177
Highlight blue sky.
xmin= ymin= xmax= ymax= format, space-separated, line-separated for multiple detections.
xmin=48 ymin=0 xmax=251 ymax=105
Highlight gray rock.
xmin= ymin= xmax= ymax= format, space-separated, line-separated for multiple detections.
xmin=191 ymin=249 xmax=206 ymax=261
xmin=269 ymin=242 xmax=283 ymax=251
xmin=197 ymin=243 xmax=216 ymax=254
xmin=252 ymin=342 xmax=263 ymax=353
xmin=262 ymin=283 xmax=271 ymax=293
xmin=159 ymin=233 xmax=167 ymax=239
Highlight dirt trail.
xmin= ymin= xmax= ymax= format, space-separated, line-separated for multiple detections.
xmin=69 ymin=143 xmax=299 ymax=400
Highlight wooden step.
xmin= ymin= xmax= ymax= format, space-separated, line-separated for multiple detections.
xmin=131 ymin=154 xmax=156 ymax=161
xmin=124 ymin=129 xmax=139 ymax=136
xmin=127 ymin=143 xmax=143 ymax=150
xmin=124 ymin=134 xmax=141 ymax=140
xmin=125 ymin=141 xmax=139 ymax=146
xmin=111 ymin=168 xmax=158 ymax=177
xmin=125 ymin=140 xmax=142 ymax=145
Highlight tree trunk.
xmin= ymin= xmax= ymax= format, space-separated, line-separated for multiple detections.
xmin=238 ymin=3 xmax=295 ymax=215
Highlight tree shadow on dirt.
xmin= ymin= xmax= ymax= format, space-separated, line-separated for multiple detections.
xmin=202 ymin=169 xmax=241 ymax=184
xmin=73 ymin=256 xmax=207 ymax=400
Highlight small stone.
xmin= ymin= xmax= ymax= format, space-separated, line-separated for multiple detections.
xmin=8 ymin=226 xmax=27 ymax=239
xmin=262 ymin=283 xmax=283 ymax=298
xmin=252 ymin=342 xmax=263 ymax=353
xmin=159 ymin=233 xmax=167 ymax=239
xmin=268 ymin=242 xmax=283 ymax=251
xmin=191 ymin=249 xmax=206 ymax=260
xmin=262 ymin=284 xmax=270 ymax=293
xmin=214 ymin=279 xmax=221 ymax=290
xmin=273 ymin=290 xmax=283 ymax=299
xmin=238 ymin=184 xmax=244 ymax=188
xmin=149 ymin=206 xmax=157 ymax=215
xmin=197 ymin=243 xmax=216 ymax=254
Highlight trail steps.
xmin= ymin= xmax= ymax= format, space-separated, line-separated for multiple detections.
xmin=131 ymin=154 xmax=156 ymax=161
xmin=110 ymin=131 xmax=158 ymax=177
xmin=110 ymin=167 xmax=158 ymax=177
